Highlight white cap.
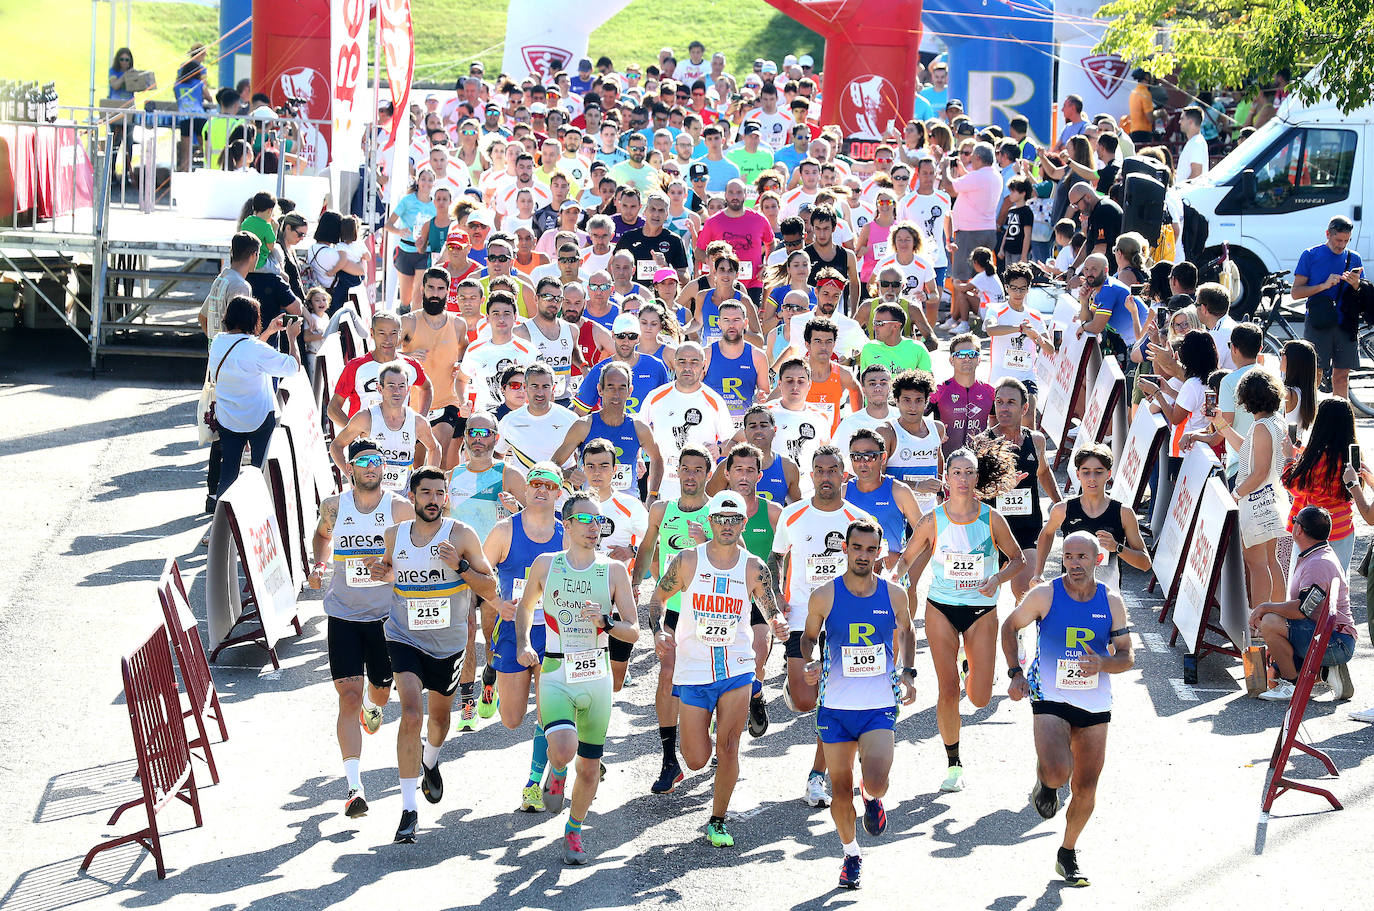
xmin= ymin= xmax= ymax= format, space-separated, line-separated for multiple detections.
xmin=706 ymin=491 xmax=747 ymax=517
xmin=611 ymin=313 xmax=640 ymax=334
xmin=799 ymin=54 xmax=815 ymax=67
xmin=783 ymin=55 xmax=798 ymax=67
xmin=530 ymin=102 xmax=548 ymax=115
xmin=467 ymin=209 xmax=494 ymax=226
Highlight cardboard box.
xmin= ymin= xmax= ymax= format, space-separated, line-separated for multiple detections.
xmin=124 ymin=70 xmax=155 ymax=92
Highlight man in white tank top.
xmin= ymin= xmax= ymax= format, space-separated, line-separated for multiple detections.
xmin=886 ymin=368 xmax=946 ymax=513
xmin=330 ymin=363 xmax=440 ymax=493
xmin=648 ymin=491 xmax=788 ymax=849
xmin=515 ymin=277 xmax=583 ymax=403
xmin=307 ymin=438 xmax=415 ymax=821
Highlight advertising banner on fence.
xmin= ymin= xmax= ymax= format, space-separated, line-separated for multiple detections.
xmin=1151 ymin=442 xmax=1218 ymax=600
xmin=330 ymin=0 xmax=368 ymax=176
xmin=1108 ymin=408 xmax=1167 ymax=508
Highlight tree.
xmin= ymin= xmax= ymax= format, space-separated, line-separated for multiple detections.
xmin=1096 ymin=0 xmax=1374 ymax=113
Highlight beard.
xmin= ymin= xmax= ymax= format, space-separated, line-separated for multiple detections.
xmin=422 ymin=296 xmax=446 ymax=315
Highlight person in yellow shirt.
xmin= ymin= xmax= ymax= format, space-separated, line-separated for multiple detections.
xmin=1128 ymin=71 xmax=1156 ymax=145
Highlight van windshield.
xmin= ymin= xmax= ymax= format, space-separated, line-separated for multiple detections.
xmin=1208 ymin=118 xmax=1288 ymax=185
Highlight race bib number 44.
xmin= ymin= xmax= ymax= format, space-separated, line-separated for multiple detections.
xmin=1056 ymin=658 xmax=1099 ymax=689
xmin=841 ymin=644 xmax=885 ymax=677
xmin=407 ymin=597 xmax=450 ymax=630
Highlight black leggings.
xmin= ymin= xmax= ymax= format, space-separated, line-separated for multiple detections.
xmin=215 ymin=413 xmax=276 ymax=497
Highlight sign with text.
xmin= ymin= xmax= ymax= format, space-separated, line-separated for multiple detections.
xmin=1067 ymin=357 xmax=1125 ymax=493
xmin=1173 ymin=477 xmax=1237 ymax=652
xmin=1108 ymin=408 xmax=1168 ymax=508
xmin=1151 ymin=442 xmax=1219 ymax=602
xmin=1039 ymin=329 xmax=1095 ymax=458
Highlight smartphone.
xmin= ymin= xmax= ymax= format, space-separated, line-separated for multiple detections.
xmin=1351 ymin=443 xmax=1362 ymax=474
xmin=1156 ymin=305 xmax=1168 ymax=328
xmin=1204 ymin=390 xmax=1217 ymax=417
xmin=730 ymin=92 xmax=742 ymax=102
xmin=1137 ymin=374 xmax=1158 ymax=389
xmin=281 ymin=314 xmax=300 ymax=325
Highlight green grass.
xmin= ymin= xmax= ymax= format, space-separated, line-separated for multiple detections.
xmin=0 ymin=0 xmax=821 ymax=114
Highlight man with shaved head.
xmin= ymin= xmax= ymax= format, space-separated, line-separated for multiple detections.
xmin=1068 ymin=183 xmax=1122 ymax=272
xmin=1000 ymin=529 xmax=1133 ymax=888
xmin=696 ymin=178 xmax=774 ymax=306
xmin=1074 ymin=252 xmax=1148 ymax=352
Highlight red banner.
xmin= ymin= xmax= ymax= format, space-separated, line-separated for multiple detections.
xmin=330 ymin=0 xmax=368 ymax=171
xmin=379 ymin=0 xmax=414 ymax=153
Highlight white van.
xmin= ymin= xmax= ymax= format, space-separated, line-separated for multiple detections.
xmin=1178 ymin=91 xmax=1371 ymax=310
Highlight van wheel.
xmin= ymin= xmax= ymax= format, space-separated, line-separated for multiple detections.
xmin=1202 ymin=246 xmax=1264 ymax=319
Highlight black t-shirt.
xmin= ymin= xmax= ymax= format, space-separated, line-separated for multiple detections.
xmin=1085 ymin=198 xmax=1123 ymax=256
xmin=246 ymin=270 xmax=301 ymax=358
xmin=805 ymin=242 xmax=850 ymax=285
xmin=615 ymin=228 xmax=689 ymax=274
xmin=532 ymin=204 xmax=560 ymax=237
xmin=1000 ymin=205 xmax=1033 ymax=257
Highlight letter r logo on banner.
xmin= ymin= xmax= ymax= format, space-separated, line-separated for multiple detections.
xmin=966 ymin=71 xmax=1036 ymax=127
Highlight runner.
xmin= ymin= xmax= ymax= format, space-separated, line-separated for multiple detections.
xmin=632 ymin=444 xmax=714 ymax=791
xmin=930 ymin=333 xmax=996 ymax=457
xmin=642 ymin=342 xmax=735 ymax=499
xmin=456 ymin=293 xmax=537 ymax=413
xmin=768 ymin=358 xmax=833 ymax=496
xmin=328 ymin=311 xmax=435 ymax=426
xmin=514 ymin=277 xmax=582 ymax=403
xmin=1032 ymin=444 xmax=1151 ymax=591
xmin=496 ymin=363 xmax=580 ymax=472
xmin=707 ymin=405 xmax=802 ymax=504
xmin=833 ymin=363 xmax=898 ymax=468
xmin=1001 ymin=531 xmax=1133 ymax=887
xmin=401 ymin=267 xmax=469 ymax=468
xmin=514 ymin=492 xmax=640 ymax=864
xmin=904 ymin=439 xmax=1025 ymax=793
xmin=576 ymin=436 xmax=649 ymax=690
xmin=484 ymin=462 xmax=567 ymax=812
xmin=772 ymin=445 xmax=881 ymax=807
xmin=329 ymin=363 xmax=439 ymax=493
xmin=571 ymin=312 xmax=670 ymax=417
xmin=885 ymin=369 xmax=947 ymax=515
xmin=308 ymin=439 xmax=415 ymax=818
xmin=985 ymin=262 xmax=1054 ymax=424
xmin=801 ymin=518 xmax=917 ymax=889
xmin=648 ymin=490 xmax=789 ymax=847
xmin=556 ymin=361 xmax=663 ymax=500
xmin=798 ymin=318 xmax=864 ymax=434
xmin=703 ymin=299 xmax=771 ymax=427
xmin=978 ymin=378 xmax=1060 ymax=601
xmin=844 ymin=429 xmax=926 ymax=575
xmin=373 ymin=467 xmax=499 ymax=843
xmin=447 ymin=413 xmax=527 ymax=729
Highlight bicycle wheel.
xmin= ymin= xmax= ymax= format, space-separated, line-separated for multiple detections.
xmin=1349 ymin=327 xmax=1374 ymax=417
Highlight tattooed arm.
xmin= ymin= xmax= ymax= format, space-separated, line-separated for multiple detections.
xmin=308 ymin=495 xmax=339 ymax=589
xmin=749 ymin=556 xmax=789 ymax=640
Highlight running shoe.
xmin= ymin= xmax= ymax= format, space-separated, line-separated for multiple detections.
xmin=394 ymin=809 xmax=418 ymax=844
xmin=453 ymin=698 xmax=478 ymax=732
xmin=359 ymin=705 xmax=383 ymax=735
xmin=421 ymin=760 xmax=443 ymax=804
xmin=543 ymin=769 xmax=567 ymax=813
xmin=651 ymin=759 xmax=684 ymax=794
xmin=1349 ymin=705 xmax=1374 ymax=723
xmin=952 ymin=320 xmax=971 ymax=334
xmin=520 ymin=783 xmax=545 ymax=812
xmin=940 ymin=765 xmax=965 ymax=793
xmin=705 ymin=819 xmax=734 ymax=847
xmin=748 ymin=693 xmax=770 ymax=737
xmin=1331 ymin=663 xmax=1355 ymax=701
xmin=838 ymin=854 xmax=862 ymax=889
xmin=862 ymin=796 xmax=886 ymax=836
xmin=599 ymin=761 xmax=606 ymax=782
xmin=1056 ymin=847 xmax=1090 ymax=887
xmin=343 ymin=788 xmax=368 ymax=819
xmin=1259 ymin=681 xmax=1296 ymax=702
xmin=478 ymin=682 xmax=498 ymax=719
xmin=782 ymin=677 xmax=797 ymax=712
xmin=563 ymin=831 xmax=588 ymax=865
xmin=805 ymin=771 xmax=831 ymax=808
xmin=1030 ymin=779 xmax=1060 ymax=819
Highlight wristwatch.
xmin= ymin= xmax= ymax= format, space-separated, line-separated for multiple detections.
xmin=1115 ymin=541 xmax=1124 ymax=554
xmin=900 ymin=666 xmax=918 ymax=680
xmin=1007 ymin=666 xmax=1024 ymax=679
xmin=456 ymin=557 xmax=471 ymax=574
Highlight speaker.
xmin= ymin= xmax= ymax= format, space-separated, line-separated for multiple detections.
xmin=1120 ymin=155 xmax=1169 ymax=183
xmin=1122 ymin=172 xmax=1167 ymax=245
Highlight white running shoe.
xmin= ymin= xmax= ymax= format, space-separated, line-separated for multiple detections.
xmin=940 ymin=765 xmax=965 ymax=792
xmin=805 ymin=772 xmax=831 ymax=807
xmin=952 ymin=320 xmax=971 ymax=334
xmin=1258 ymin=681 xmax=1296 ymax=702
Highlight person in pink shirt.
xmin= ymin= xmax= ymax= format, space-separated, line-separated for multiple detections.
xmin=696 ymin=179 xmax=774 ymax=305
xmin=929 ymin=332 xmax=995 ymax=457
xmin=941 ymin=142 xmax=1003 ymax=283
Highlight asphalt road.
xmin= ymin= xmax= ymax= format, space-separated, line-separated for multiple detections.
xmin=2 ymin=329 xmax=1372 ymax=911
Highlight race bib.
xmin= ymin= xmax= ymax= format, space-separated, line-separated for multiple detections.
xmin=612 ymin=462 xmax=633 ymax=491
xmin=842 ymin=644 xmax=885 ymax=677
xmin=695 ymin=611 xmax=739 ymax=646
xmin=382 ymin=464 xmax=408 ymax=491
xmin=871 ymin=242 xmax=889 ymax=260
xmin=806 ymin=553 xmax=843 ymax=587
xmin=997 ymin=488 xmax=1032 ymax=517
xmin=943 ymin=551 xmax=984 ymax=582
xmin=566 ymin=648 xmax=606 ymax=682
xmin=1056 ymin=657 xmax=1099 ymax=690
xmin=637 ymin=260 xmax=658 ymax=280
xmin=427 ymin=407 xmax=448 ymax=422
xmin=1003 ymin=340 xmax=1033 ymax=371
xmin=738 ymin=260 xmax=754 ymax=280
xmin=512 ymin=578 xmax=526 ymax=602
xmin=345 ymin=557 xmax=384 ymax=588
xmin=568 ymin=374 xmax=583 ymax=398
xmin=407 ymin=597 xmax=450 ymax=630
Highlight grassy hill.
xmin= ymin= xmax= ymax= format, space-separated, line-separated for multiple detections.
xmin=0 ymin=0 xmax=821 ymax=112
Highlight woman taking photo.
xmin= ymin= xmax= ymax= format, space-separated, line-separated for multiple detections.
xmin=1209 ymin=369 xmax=1290 ymax=607
xmin=1282 ymin=397 xmax=1359 ymax=571
xmin=385 ymin=166 xmax=437 ymax=310
xmin=1138 ymin=328 xmax=1217 ymax=466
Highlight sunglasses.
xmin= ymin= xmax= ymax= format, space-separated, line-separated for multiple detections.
xmin=877 ymin=200 xmax=895 ymax=208
xmin=558 ymin=257 xmax=579 ymax=263
xmin=709 ymin=514 xmax=744 ymax=526
xmin=589 ymin=282 xmax=612 ymax=291
xmin=874 ymin=319 xmax=901 ymax=327
xmin=782 ymin=303 xmax=809 ymax=312
xmin=488 ymin=253 xmax=512 ymax=263
xmin=504 ymin=381 xmax=525 ymax=391
xmin=614 ymin=332 xmax=640 ymax=340
xmin=566 ymin=512 xmax=608 ymax=526
xmin=878 ymin=280 xmax=902 ymax=288
xmin=850 ymin=450 xmax=882 ymax=462
xmin=352 ymin=454 xmax=384 ymax=468
xmin=952 ymin=349 xmax=981 ymax=359
xmin=466 ymin=427 xmax=495 ymax=438
xmin=539 ymin=292 xmax=564 ymax=302
xmin=528 ymin=479 xmax=561 ymax=491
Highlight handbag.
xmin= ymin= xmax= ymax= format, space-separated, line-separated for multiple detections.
xmin=201 ymin=337 xmax=247 ymax=439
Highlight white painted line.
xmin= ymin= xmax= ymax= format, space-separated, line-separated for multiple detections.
xmin=1139 ymin=631 xmax=1170 ymax=653
xmin=1168 ymin=679 xmax=1200 ymax=701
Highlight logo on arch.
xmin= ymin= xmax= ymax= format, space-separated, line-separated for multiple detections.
xmin=839 ymin=73 xmax=898 ymax=140
xmin=522 ymin=45 xmax=571 ymax=81
xmin=1080 ymin=54 xmax=1129 ymax=99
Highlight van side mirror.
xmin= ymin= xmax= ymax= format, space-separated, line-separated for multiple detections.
xmin=1240 ymin=168 xmax=1257 ymax=203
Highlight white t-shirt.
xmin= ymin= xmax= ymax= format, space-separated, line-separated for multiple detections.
xmin=1209 ymin=314 xmax=1237 ymax=370
xmin=969 ymin=271 xmax=1006 ymax=317
xmin=642 ymin=382 xmax=736 ymax=498
xmin=898 ymin=190 xmax=951 ymax=268
xmin=1173 ymin=376 xmax=1210 ymax=453
xmin=768 ymin=403 xmax=833 ymax=496
xmin=1177 ymin=134 xmax=1209 ymax=182
xmin=771 ymin=499 xmax=881 ymax=628
xmin=497 ymin=403 xmax=579 ymax=469
xmin=833 ymin=408 xmax=895 ymax=472
xmin=875 ymin=252 xmax=936 ymax=296
xmin=495 ymin=180 xmax=551 ymax=217
xmin=458 ymin=336 xmax=537 ymax=411
xmin=745 ymin=109 xmax=794 ymax=151
xmin=676 ymin=59 xmax=712 ymax=85
xmin=1053 ymin=244 xmax=1076 ymax=274
xmin=986 ymin=303 xmax=1046 ymax=384
xmin=597 ymin=491 xmax=650 ymax=552
xmin=780 ymin=186 xmax=820 ymax=219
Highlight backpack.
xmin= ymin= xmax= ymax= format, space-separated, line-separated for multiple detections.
xmin=1180 ymin=199 xmax=1208 ymax=265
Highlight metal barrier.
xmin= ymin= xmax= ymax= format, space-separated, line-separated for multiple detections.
xmin=79 ymin=625 xmax=204 ymax=880
xmin=157 ymin=558 xmax=229 ymax=786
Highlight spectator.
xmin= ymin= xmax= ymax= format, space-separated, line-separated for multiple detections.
xmin=1067 ymin=183 xmax=1123 ymax=273
xmin=1112 ymin=231 xmax=1149 ymax=287
xmin=173 ymin=44 xmax=209 ymax=171
xmin=1213 ymin=322 xmax=1265 ymax=478
xmin=1210 ymin=368 xmax=1290 ymax=609
xmin=998 ymin=176 xmax=1033 ymax=265
xmin=1253 ymin=505 xmax=1357 ymax=703
xmin=1054 ymin=93 xmax=1086 ymax=151
xmin=107 ymin=47 xmax=153 ymax=182
xmin=921 ymin=61 xmax=949 ymax=109
xmin=1282 ymin=338 xmax=1319 ymax=444
xmin=941 ymin=142 xmax=1001 ymax=285
xmin=1292 ymin=215 xmax=1363 ymax=398
xmin=1141 ymin=328 xmax=1217 ymax=460
xmin=1283 ymin=398 xmax=1359 ymax=571
xmin=1127 ymin=70 xmax=1156 ymax=144
xmin=1040 ymin=134 xmax=1091 ymax=227
xmin=1077 ymin=252 xmax=1148 ymax=356
xmin=275 ymin=211 xmax=310 ymax=303
xmin=1196 ymin=282 xmax=1237 ymax=369
xmin=1176 ymin=106 xmax=1209 ymax=182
